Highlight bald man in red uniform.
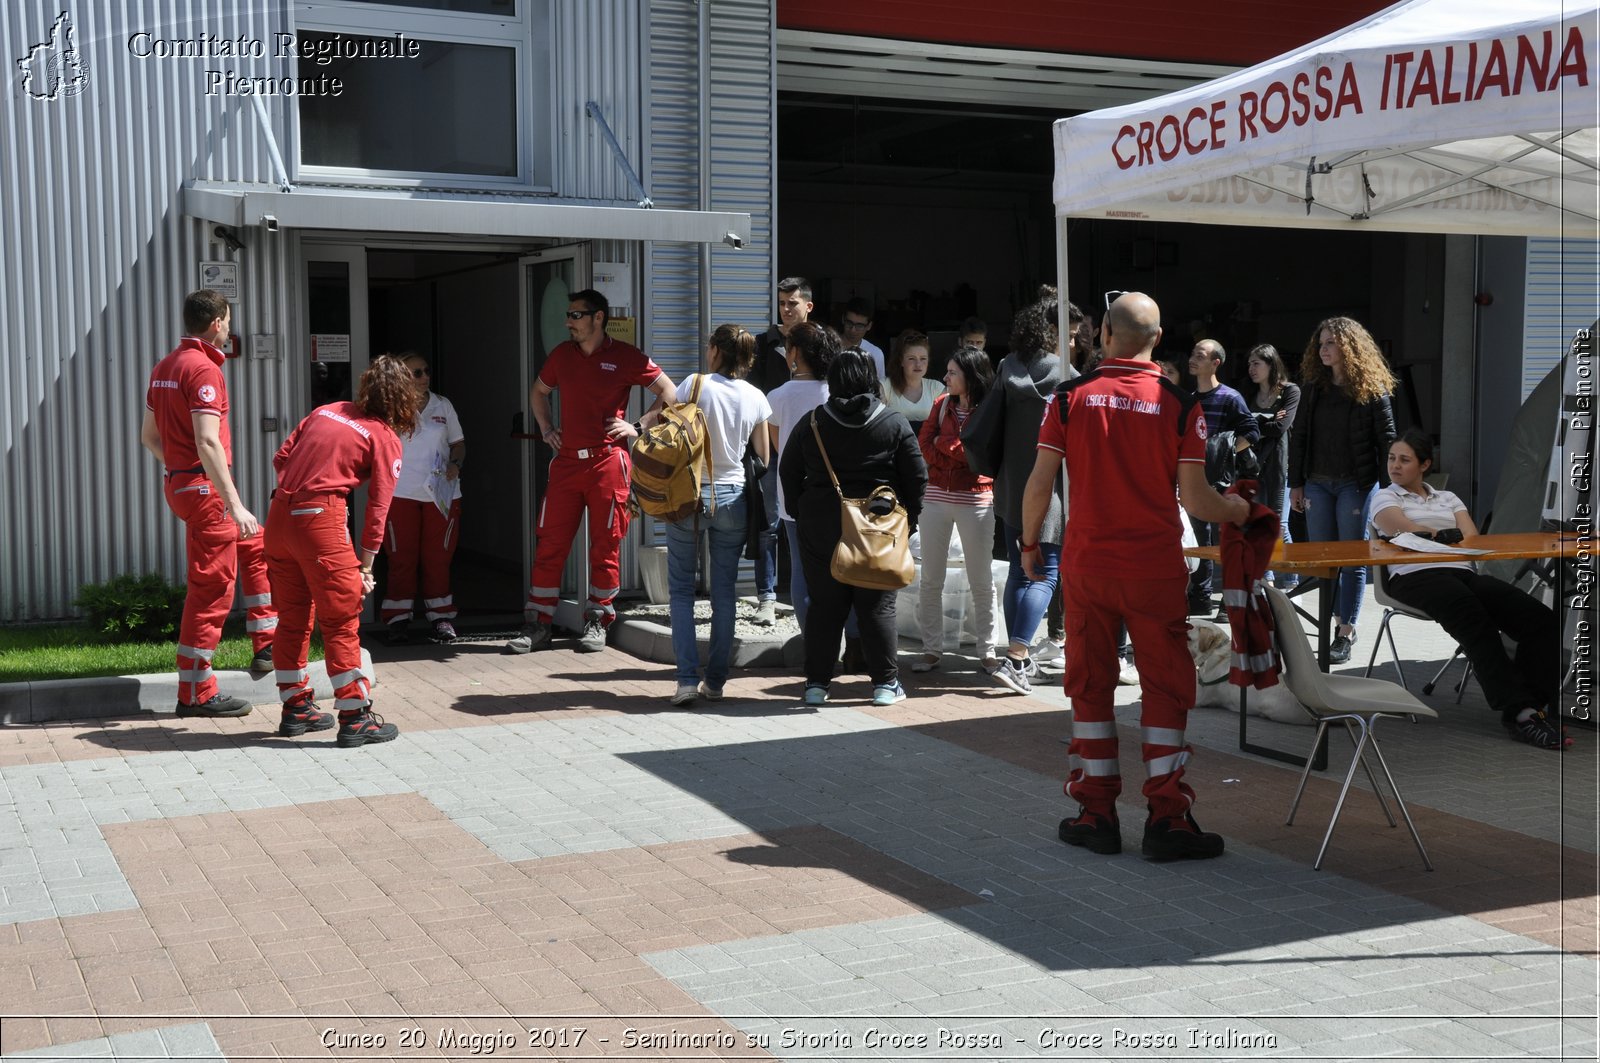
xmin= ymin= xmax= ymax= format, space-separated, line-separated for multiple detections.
xmin=140 ymin=289 xmax=277 ymax=717
xmin=508 ymin=289 xmax=674 ymax=654
xmin=1021 ymin=292 xmax=1249 ymax=862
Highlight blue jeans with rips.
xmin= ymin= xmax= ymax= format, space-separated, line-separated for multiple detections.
xmin=1002 ymin=522 xmax=1061 ymax=653
xmin=1303 ymin=478 xmax=1376 ymax=626
xmin=666 ymin=483 xmax=747 ymax=688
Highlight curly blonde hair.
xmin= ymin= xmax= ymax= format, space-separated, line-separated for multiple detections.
xmin=1299 ymin=317 xmax=1395 ymax=405
xmin=356 ymin=355 xmax=420 ymax=435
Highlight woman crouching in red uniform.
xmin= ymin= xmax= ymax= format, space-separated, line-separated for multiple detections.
xmin=268 ymin=356 xmax=416 ymax=746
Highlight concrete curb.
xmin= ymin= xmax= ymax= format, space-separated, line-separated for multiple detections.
xmin=0 ymin=650 xmax=376 ymax=725
xmin=608 ymin=616 xmax=805 ymax=670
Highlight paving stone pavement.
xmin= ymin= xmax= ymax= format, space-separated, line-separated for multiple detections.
xmin=0 ymin=584 xmax=1595 ymax=1061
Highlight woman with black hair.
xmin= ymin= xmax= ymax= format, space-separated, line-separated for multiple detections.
xmin=1372 ymin=430 xmax=1568 ymax=750
xmin=912 ymin=345 xmax=1000 ymax=673
xmin=781 ymin=349 xmax=927 ymax=707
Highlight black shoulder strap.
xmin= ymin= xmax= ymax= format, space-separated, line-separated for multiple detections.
xmin=1052 ymin=371 xmax=1097 ymax=427
xmin=1157 ymin=375 xmax=1201 ymax=438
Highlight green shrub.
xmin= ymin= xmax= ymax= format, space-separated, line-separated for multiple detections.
xmin=74 ymin=573 xmax=188 ymax=641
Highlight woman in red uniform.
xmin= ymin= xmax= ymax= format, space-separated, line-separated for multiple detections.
xmin=268 ymin=356 xmax=416 ymax=746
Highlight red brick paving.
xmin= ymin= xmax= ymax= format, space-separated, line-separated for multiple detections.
xmin=0 ymin=793 xmax=976 ymax=1059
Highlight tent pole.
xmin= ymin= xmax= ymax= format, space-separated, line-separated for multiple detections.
xmin=1055 ymin=214 xmax=1071 ymax=358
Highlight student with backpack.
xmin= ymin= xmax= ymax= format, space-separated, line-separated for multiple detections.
xmin=509 ymin=290 xmax=675 ymax=655
xmin=622 ymin=325 xmax=771 ymax=707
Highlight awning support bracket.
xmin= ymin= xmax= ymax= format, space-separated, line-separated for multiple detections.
xmin=585 ymin=101 xmax=652 ymax=209
xmin=249 ymin=95 xmax=294 ymax=194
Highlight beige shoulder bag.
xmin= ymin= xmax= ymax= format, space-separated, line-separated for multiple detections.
xmin=809 ymin=411 xmax=915 ymax=591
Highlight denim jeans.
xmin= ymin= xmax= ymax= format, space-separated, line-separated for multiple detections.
xmin=752 ymin=465 xmax=779 ymax=602
xmin=1002 ymin=522 xmax=1061 ymax=653
xmin=1302 ymin=478 xmax=1376 ymax=626
xmin=666 ymin=483 xmax=747 ymax=687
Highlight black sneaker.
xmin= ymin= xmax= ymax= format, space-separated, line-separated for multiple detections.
xmin=1142 ymin=811 xmax=1225 ymax=861
xmin=248 ymin=648 xmax=274 ymax=680
xmin=279 ymin=700 xmax=335 ymax=737
xmin=383 ymin=622 xmax=411 ymax=646
xmin=1059 ymin=809 xmax=1122 ymax=855
xmin=1212 ymin=602 xmax=1231 ymax=625
xmin=1187 ymin=594 xmax=1213 ymax=617
xmin=430 ymin=619 xmax=458 ymax=644
xmin=1504 ymin=709 xmax=1572 ymax=751
xmin=507 ymin=621 xmax=551 ymax=654
xmin=1328 ymin=632 xmax=1356 ymax=664
xmin=577 ymin=614 xmax=607 ymax=653
xmin=176 ymin=693 xmax=253 ymax=718
xmin=337 ymin=710 xmax=399 ymax=748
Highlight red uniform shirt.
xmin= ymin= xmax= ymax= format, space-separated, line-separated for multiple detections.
xmin=1037 ymin=358 xmax=1207 ymax=578
xmin=273 ymin=402 xmax=403 ymax=554
xmin=539 ymin=336 xmax=662 ymax=450
xmin=145 ymin=338 xmax=230 ymax=470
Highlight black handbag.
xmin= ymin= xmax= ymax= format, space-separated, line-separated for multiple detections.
xmin=741 ymin=443 xmax=768 ymax=562
xmin=959 ymin=380 xmax=1006 ymax=478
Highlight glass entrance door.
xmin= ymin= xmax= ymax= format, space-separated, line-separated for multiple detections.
xmin=519 ymin=245 xmax=591 ymax=608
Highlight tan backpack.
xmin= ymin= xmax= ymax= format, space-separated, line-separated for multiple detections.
xmin=630 ymin=375 xmax=712 ymax=521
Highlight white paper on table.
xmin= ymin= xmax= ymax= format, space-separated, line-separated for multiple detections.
xmin=1387 ymin=532 xmax=1490 ymax=556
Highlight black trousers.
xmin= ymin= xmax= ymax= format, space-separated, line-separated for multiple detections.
xmin=801 ymin=555 xmax=899 ymax=688
xmin=1385 ymin=567 xmax=1560 ymax=715
xmin=1188 ymin=514 xmax=1218 ymax=599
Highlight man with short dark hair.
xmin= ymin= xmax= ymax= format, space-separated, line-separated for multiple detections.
xmin=747 ymin=276 xmax=814 ymax=623
xmin=958 ymin=316 xmax=988 ymax=351
xmin=1020 ymin=292 xmax=1249 ymax=862
xmin=141 ymin=289 xmax=277 ymax=716
xmin=1187 ymin=339 xmax=1259 ymax=619
xmin=838 ymin=297 xmax=884 ymax=377
xmin=510 ymin=289 xmax=675 ymax=654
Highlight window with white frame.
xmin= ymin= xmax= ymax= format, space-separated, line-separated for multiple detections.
xmin=293 ymin=0 xmax=551 ymax=187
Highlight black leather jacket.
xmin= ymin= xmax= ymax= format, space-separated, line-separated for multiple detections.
xmin=1287 ymin=382 xmax=1396 ymax=490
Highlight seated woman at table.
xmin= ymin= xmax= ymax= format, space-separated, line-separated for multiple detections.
xmin=1371 ymin=430 xmax=1568 ymax=751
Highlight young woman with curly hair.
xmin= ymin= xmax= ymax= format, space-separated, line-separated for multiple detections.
xmin=266 ymin=355 xmax=419 ymax=747
xmin=1287 ymin=317 xmax=1397 ymax=663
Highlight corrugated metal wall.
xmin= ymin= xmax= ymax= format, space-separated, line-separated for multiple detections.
xmin=1 ymin=0 xmax=773 ymax=621
xmin=645 ymin=0 xmax=774 ymax=375
xmin=1 ymin=1 xmax=298 ymax=621
xmin=641 ymin=0 xmax=775 ymax=566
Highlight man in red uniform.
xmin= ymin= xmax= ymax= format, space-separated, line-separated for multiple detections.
xmin=509 ymin=289 xmax=675 ymax=654
xmin=1021 ymin=292 xmax=1249 ymax=861
xmin=140 ymin=289 xmax=277 ymax=717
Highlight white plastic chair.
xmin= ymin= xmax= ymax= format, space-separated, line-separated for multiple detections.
xmin=1364 ymin=564 xmax=1435 ymax=690
xmin=1264 ymin=585 xmax=1438 ymax=872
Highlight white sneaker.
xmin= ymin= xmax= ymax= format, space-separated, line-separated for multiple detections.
xmin=669 ymin=684 xmax=699 ymax=707
xmin=699 ymin=682 xmax=724 ymax=701
xmin=1117 ymin=659 xmax=1140 ymax=686
xmin=1034 ymin=639 xmax=1065 ymax=664
xmin=753 ymin=599 xmax=777 ymax=625
xmin=991 ymin=658 xmax=1033 ymax=695
xmin=911 ymin=654 xmax=941 ymax=673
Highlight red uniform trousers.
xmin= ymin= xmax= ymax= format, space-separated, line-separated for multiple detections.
xmin=265 ymin=493 xmax=372 ymax=713
xmin=163 ymin=471 xmax=277 ymax=705
xmin=1061 ymin=569 xmax=1198 ymax=821
xmin=527 ymin=447 xmax=630 ymax=625
xmin=381 ymin=496 xmax=461 ymax=624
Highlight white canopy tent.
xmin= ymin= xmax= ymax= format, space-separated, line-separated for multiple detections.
xmin=1052 ymin=0 xmax=1598 ymax=241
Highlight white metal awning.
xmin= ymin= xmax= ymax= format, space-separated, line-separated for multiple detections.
xmin=183 ymin=181 xmax=751 ymax=245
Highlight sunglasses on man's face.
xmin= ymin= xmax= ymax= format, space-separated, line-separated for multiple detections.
xmin=1103 ymin=290 xmax=1127 ymax=312
xmin=565 ymin=309 xmax=599 ymax=320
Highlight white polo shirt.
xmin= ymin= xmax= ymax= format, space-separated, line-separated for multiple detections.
xmin=395 ymin=391 xmax=465 ymax=503
xmin=1370 ymin=482 xmax=1471 ymax=577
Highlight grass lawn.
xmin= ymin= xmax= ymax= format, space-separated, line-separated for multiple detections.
xmin=0 ymin=621 xmax=323 ymax=684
